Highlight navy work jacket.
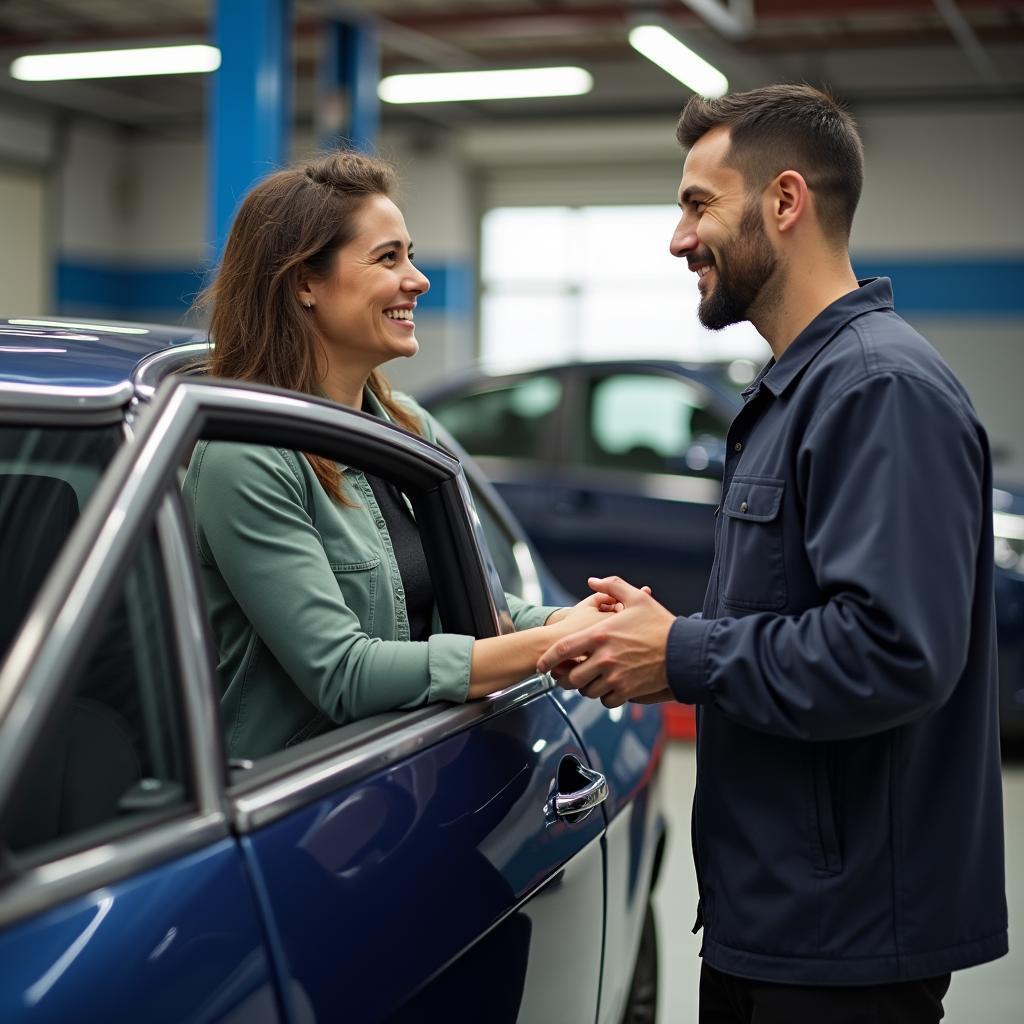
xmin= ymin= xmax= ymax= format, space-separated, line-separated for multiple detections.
xmin=666 ymin=278 xmax=1007 ymax=985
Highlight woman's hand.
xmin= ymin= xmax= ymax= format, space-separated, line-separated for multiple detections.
xmin=546 ymin=585 xmax=652 ymax=624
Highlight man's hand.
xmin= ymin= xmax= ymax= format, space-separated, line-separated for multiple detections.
xmin=545 ymin=584 xmax=653 ymax=625
xmin=537 ymin=576 xmax=676 ymax=707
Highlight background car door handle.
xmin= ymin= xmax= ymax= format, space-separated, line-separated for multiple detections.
xmin=552 ymin=756 xmax=608 ymax=823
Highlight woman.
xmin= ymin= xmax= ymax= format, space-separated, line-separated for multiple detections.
xmin=184 ymin=151 xmax=610 ymax=759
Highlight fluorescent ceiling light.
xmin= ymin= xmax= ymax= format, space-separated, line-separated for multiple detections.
xmin=10 ymin=44 xmax=221 ymax=82
xmin=379 ymin=67 xmax=593 ymax=104
xmin=628 ymin=25 xmax=728 ymax=98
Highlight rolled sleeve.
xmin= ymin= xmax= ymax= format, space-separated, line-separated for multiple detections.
xmin=426 ymin=632 xmax=474 ymax=704
xmin=506 ymin=592 xmax=561 ymax=631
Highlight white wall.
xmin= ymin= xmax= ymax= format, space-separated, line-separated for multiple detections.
xmin=0 ymin=166 xmax=48 ymax=315
xmin=852 ymin=107 xmax=1024 ymax=256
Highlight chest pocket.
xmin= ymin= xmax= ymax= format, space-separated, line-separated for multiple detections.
xmin=330 ymin=557 xmax=381 ymax=636
xmin=720 ymin=477 xmax=787 ymax=611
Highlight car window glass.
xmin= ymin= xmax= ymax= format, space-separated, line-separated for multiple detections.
xmin=4 ymin=528 xmax=193 ymax=863
xmin=466 ymin=481 xmax=524 ymax=598
xmin=0 ymin=425 xmax=121 ymax=664
xmin=430 ymin=376 xmax=561 ymax=460
xmin=581 ymin=373 xmax=729 ymax=475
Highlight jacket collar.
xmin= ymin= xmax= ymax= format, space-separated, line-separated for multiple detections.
xmin=753 ymin=278 xmax=895 ymax=399
xmin=331 ymin=385 xmax=391 ymax=473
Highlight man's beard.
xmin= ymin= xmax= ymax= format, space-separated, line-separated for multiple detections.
xmin=698 ymin=202 xmax=778 ymax=331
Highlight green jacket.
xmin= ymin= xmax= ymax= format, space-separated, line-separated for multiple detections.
xmin=182 ymin=392 xmax=558 ymax=759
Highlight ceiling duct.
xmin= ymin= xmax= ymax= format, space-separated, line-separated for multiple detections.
xmin=678 ymin=0 xmax=755 ymax=42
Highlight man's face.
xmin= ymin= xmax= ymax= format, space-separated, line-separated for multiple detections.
xmin=670 ymin=126 xmax=779 ymax=330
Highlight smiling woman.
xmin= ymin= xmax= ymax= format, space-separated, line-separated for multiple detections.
xmin=185 ymin=151 xmax=616 ymax=758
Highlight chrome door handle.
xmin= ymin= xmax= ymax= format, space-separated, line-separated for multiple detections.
xmin=553 ymin=759 xmax=608 ymax=824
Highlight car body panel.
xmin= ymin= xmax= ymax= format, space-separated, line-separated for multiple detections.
xmin=0 ymin=839 xmax=281 ymax=1024
xmin=241 ymin=695 xmax=604 ymax=1023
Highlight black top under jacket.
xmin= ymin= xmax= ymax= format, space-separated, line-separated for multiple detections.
xmin=363 ymin=472 xmax=434 ymax=643
xmin=666 ymin=278 xmax=1007 ymax=985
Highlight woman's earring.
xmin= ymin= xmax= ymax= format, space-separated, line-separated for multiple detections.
xmin=303 ymin=300 xmax=312 ymax=309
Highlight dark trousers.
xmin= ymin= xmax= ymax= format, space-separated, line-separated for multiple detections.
xmin=699 ymin=963 xmax=951 ymax=1024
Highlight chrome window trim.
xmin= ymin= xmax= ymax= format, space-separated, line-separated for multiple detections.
xmin=511 ymin=540 xmax=544 ymax=607
xmin=0 ymin=812 xmax=229 ymax=931
xmin=232 ymin=673 xmax=554 ymax=832
xmin=133 ymin=342 xmax=210 ymax=399
xmin=0 ymin=381 xmax=134 ymax=409
xmin=156 ymin=497 xmax=228 ymax=819
xmin=470 ymin=454 xmax=721 ymax=506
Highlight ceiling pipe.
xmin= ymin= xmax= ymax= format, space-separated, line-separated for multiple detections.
xmin=678 ymin=0 xmax=755 ymax=42
xmin=932 ymin=0 xmax=999 ymax=83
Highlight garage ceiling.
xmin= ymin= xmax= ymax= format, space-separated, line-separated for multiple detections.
xmin=0 ymin=0 xmax=1021 ymax=132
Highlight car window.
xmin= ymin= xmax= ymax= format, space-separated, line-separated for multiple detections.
xmin=430 ymin=375 xmax=561 ymax=460
xmin=468 ymin=482 xmax=524 ymax=598
xmin=4 ymin=527 xmax=194 ymax=863
xmin=0 ymin=425 xmax=121 ymax=663
xmin=580 ymin=373 xmax=730 ymax=475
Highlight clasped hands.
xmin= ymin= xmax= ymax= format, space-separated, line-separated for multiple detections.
xmin=542 ymin=576 xmax=677 ymax=708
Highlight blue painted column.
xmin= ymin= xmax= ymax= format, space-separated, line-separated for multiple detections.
xmin=317 ymin=18 xmax=379 ymax=153
xmin=208 ymin=0 xmax=292 ymax=257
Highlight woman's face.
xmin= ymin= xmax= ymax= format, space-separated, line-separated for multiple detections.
xmin=304 ymin=194 xmax=429 ymax=369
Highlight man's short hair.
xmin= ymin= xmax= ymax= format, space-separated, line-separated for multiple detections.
xmin=676 ymin=84 xmax=864 ymax=243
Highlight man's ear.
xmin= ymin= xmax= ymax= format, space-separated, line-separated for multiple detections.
xmin=769 ymin=170 xmax=810 ymax=235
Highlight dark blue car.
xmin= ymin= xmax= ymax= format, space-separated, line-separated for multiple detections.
xmin=0 ymin=320 xmax=667 ymax=1023
xmin=422 ymin=359 xmax=1024 ymax=740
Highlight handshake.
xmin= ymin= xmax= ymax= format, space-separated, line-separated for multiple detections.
xmin=539 ymin=576 xmax=678 ymax=708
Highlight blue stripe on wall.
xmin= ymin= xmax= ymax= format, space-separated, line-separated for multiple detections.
xmin=853 ymin=258 xmax=1024 ymax=314
xmin=56 ymin=259 xmax=474 ymax=318
xmin=56 ymin=257 xmax=1024 ymax=318
xmin=56 ymin=260 xmax=207 ymax=316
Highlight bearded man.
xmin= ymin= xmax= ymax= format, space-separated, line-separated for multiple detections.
xmin=539 ymin=84 xmax=1007 ymax=1023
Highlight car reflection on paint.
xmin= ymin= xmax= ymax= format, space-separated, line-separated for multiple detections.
xmin=0 ymin=319 xmax=666 ymax=1024
xmin=421 ymin=359 xmax=1024 ymax=741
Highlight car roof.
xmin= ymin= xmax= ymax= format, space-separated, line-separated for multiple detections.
xmin=0 ymin=318 xmax=205 ymax=390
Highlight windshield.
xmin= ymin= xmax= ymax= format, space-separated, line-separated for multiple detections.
xmin=0 ymin=425 xmax=122 ymax=662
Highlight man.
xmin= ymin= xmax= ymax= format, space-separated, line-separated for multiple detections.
xmin=538 ymin=84 xmax=1007 ymax=1022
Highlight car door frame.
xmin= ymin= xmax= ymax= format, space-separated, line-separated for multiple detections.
xmin=0 ymin=383 xmax=230 ymax=930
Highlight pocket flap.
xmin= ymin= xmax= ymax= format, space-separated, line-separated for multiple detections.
xmin=723 ymin=480 xmax=784 ymax=522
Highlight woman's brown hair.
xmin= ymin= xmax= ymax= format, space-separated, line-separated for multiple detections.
xmin=197 ymin=150 xmax=422 ymax=502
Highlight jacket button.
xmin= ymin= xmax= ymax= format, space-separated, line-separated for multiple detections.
xmin=740 ymin=501 xmax=748 ymax=513
xmin=734 ymin=442 xmax=743 ymax=452
xmin=375 ymin=518 xmax=386 ymax=529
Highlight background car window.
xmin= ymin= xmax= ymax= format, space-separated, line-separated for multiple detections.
xmin=581 ymin=374 xmax=730 ymax=475
xmin=430 ymin=375 xmax=561 ymax=460
xmin=4 ymin=528 xmax=193 ymax=862
xmin=0 ymin=425 xmax=121 ymax=663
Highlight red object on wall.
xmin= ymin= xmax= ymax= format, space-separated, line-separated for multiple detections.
xmin=664 ymin=702 xmax=696 ymax=740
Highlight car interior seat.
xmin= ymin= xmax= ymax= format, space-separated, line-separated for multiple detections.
xmin=0 ymin=473 xmax=143 ymax=853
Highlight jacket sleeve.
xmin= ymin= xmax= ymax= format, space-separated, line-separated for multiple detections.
xmin=505 ymin=592 xmax=561 ymax=630
xmin=190 ymin=442 xmax=472 ymax=723
xmin=666 ymin=371 xmax=986 ymax=741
